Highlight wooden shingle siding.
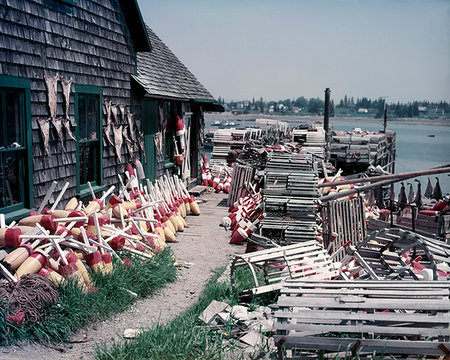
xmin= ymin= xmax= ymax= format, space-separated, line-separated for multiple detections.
xmin=0 ymin=0 xmax=142 ymax=207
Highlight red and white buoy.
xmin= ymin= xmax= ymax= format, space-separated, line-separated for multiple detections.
xmin=212 ymin=168 xmax=223 ymax=189
xmin=229 ymin=213 xmax=265 ymax=244
xmin=175 ymin=115 xmax=186 ymax=154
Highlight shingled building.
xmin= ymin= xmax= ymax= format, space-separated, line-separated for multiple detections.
xmin=0 ymin=0 xmax=220 ymax=221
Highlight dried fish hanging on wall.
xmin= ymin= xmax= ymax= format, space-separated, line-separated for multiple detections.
xmin=127 ymin=111 xmax=137 ymax=143
xmin=103 ymin=99 xmax=114 ymax=147
xmin=113 ymin=124 xmax=123 ymax=162
xmin=36 ymin=117 xmax=50 ymax=156
xmin=60 ymin=76 xmax=76 ymax=141
xmin=111 ymin=104 xmax=118 ymax=126
xmin=118 ymin=104 xmax=125 ymax=124
xmin=43 ymin=71 xmax=58 ymax=120
xmin=51 ymin=117 xmax=65 ymax=151
xmin=44 ymin=71 xmax=65 ymax=151
xmin=123 ymin=125 xmax=134 ymax=157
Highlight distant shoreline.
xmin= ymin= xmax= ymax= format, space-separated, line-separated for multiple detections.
xmin=205 ymin=112 xmax=450 ymax=127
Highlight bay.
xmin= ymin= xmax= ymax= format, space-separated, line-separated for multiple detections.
xmin=204 ymin=116 xmax=450 ymax=195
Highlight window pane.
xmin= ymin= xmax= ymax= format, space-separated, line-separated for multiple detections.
xmin=78 ymin=94 xmax=98 ymax=141
xmin=5 ymin=90 xmax=23 ymax=148
xmin=79 ymin=141 xmax=98 ymax=185
xmin=87 ymin=96 xmax=97 ymax=140
xmin=79 ymin=95 xmax=87 ymax=140
xmin=0 ymin=151 xmax=23 ymax=207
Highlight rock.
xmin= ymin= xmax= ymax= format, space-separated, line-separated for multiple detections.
xmin=254 ymin=306 xmax=272 ymax=315
xmin=123 ymin=328 xmax=140 ymax=338
xmin=247 ymin=311 xmax=265 ymax=321
xmin=231 ymin=305 xmax=248 ymax=313
xmin=217 ymin=311 xmax=231 ymax=323
xmin=199 ymin=300 xmax=231 ymax=324
xmin=239 ymin=330 xmax=262 ymax=347
xmin=248 ymin=319 xmax=274 ymax=333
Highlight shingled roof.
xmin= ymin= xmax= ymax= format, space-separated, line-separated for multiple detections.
xmin=132 ymin=26 xmax=215 ymax=102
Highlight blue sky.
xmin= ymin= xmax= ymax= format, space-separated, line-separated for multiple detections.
xmin=138 ymin=0 xmax=450 ymax=103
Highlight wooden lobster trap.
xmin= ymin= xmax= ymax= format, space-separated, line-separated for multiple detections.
xmin=274 ymin=279 xmax=450 ymax=359
xmin=340 ymin=228 xmax=450 ymax=281
xmin=230 ymin=241 xmax=340 ymax=298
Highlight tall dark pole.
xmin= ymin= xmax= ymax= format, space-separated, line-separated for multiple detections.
xmin=324 ymin=88 xmax=331 ymax=161
xmin=383 ymin=101 xmax=387 ymax=133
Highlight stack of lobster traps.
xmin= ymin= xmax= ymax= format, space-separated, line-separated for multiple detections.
xmin=255 ymin=152 xmax=321 ymax=246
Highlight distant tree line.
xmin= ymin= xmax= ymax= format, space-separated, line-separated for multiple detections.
xmin=217 ymin=95 xmax=449 ymax=119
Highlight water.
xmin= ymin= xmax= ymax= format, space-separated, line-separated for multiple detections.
xmin=204 ymin=117 xmax=450 ymax=195
xmin=330 ymin=120 xmax=450 ymax=195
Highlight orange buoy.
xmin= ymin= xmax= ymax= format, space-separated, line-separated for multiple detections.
xmin=3 ymin=242 xmax=36 ymax=270
xmin=0 ymin=228 xmax=22 ymax=247
xmin=64 ymin=197 xmax=79 ymax=210
xmin=66 ymin=252 xmax=93 ymax=287
xmin=85 ymin=250 xmax=106 ymax=275
xmin=14 ymin=250 xmax=48 ymax=280
xmin=38 ymin=266 xmax=64 ymax=287
xmin=189 ymin=196 xmax=200 ymax=215
xmin=84 ymin=199 xmax=104 ymax=216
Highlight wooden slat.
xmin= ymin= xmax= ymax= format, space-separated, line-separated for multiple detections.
xmin=274 ymin=336 xmax=449 ymax=355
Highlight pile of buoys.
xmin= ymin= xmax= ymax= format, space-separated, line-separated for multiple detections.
xmin=319 ymin=176 xmax=358 ymax=202
xmin=0 ymin=167 xmax=201 ymax=293
xmin=200 ymin=157 xmax=232 ymax=194
xmin=222 ymin=192 xmax=264 ymax=244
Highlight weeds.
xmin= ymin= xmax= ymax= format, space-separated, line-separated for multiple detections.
xmin=96 ymin=266 xmax=280 ymax=360
xmin=96 ymin=267 xmax=239 ymax=360
xmin=0 ymin=249 xmax=177 ymax=345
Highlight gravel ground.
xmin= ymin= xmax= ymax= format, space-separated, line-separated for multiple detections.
xmin=3 ymin=191 xmax=244 ymax=360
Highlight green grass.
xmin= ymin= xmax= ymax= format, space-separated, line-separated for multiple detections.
xmin=0 ymin=249 xmax=177 ymax=345
xmin=95 ymin=266 xmax=279 ymax=360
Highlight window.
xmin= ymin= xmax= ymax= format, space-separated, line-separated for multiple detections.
xmin=0 ymin=76 xmax=32 ymax=217
xmin=74 ymin=85 xmax=103 ymax=195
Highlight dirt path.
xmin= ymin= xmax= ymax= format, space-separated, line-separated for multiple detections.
xmin=3 ymin=191 xmax=244 ymax=360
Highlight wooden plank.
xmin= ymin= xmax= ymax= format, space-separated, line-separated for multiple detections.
xmin=274 ymin=336 xmax=449 ymax=356
xmin=274 ymin=310 xmax=449 ymax=324
xmin=281 ymin=279 xmax=449 ymax=286
xmin=276 ymin=288 xmax=449 ymax=297
xmin=275 ymin=323 xmax=448 ymax=337
xmin=276 ymin=297 xmax=449 ymax=311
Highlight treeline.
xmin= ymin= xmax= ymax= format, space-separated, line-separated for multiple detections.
xmin=217 ymin=95 xmax=450 ymax=118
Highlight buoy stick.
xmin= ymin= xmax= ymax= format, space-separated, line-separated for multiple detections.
xmin=50 ymin=182 xmax=70 ymax=211
xmin=7 ymin=221 xmax=17 ymax=228
xmin=131 ymin=217 xmax=157 ymax=223
xmin=120 ymin=176 xmax=135 ymax=200
xmin=117 ymin=174 xmax=131 ymax=201
xmin=99 ymin=185 xmax=115 ymax=203
xmin=87 ymin=181 xmax=96 ymax=200
xmin=54 ymin=216 xmax=87 ymax=223
xmin=122 ymin=247 xmax=153 ymax=259
xmin=129 ymin=219 xmax=156 ymax=249
xmin=92 ymin=211 xmax=104 ymax=254
xmin=0 ymin=262 xmax=17 ymax=283
xmin=118 ymin=203 xmax=125 ymax=228
xmin=38 ymin=181 xmax=57 ymax=213
xmin=134 ymin=200 xmax=163 ymax=213
xmin=52 ymin=231 xmax=69 ymax=266
xmin=80 ymin=227 xmax=110 ymax=253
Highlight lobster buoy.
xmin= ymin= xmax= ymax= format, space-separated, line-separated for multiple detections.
xmin=189 ymin=195 xmax=200 ymax=215
xmin=175 ymin=115 xmax=186 ymax=154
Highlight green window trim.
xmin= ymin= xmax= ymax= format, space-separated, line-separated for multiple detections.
xmin=0 ymin=75 xmax=33 ymax=218
xmin=74 ymin=84 xmax=103 ymax=196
